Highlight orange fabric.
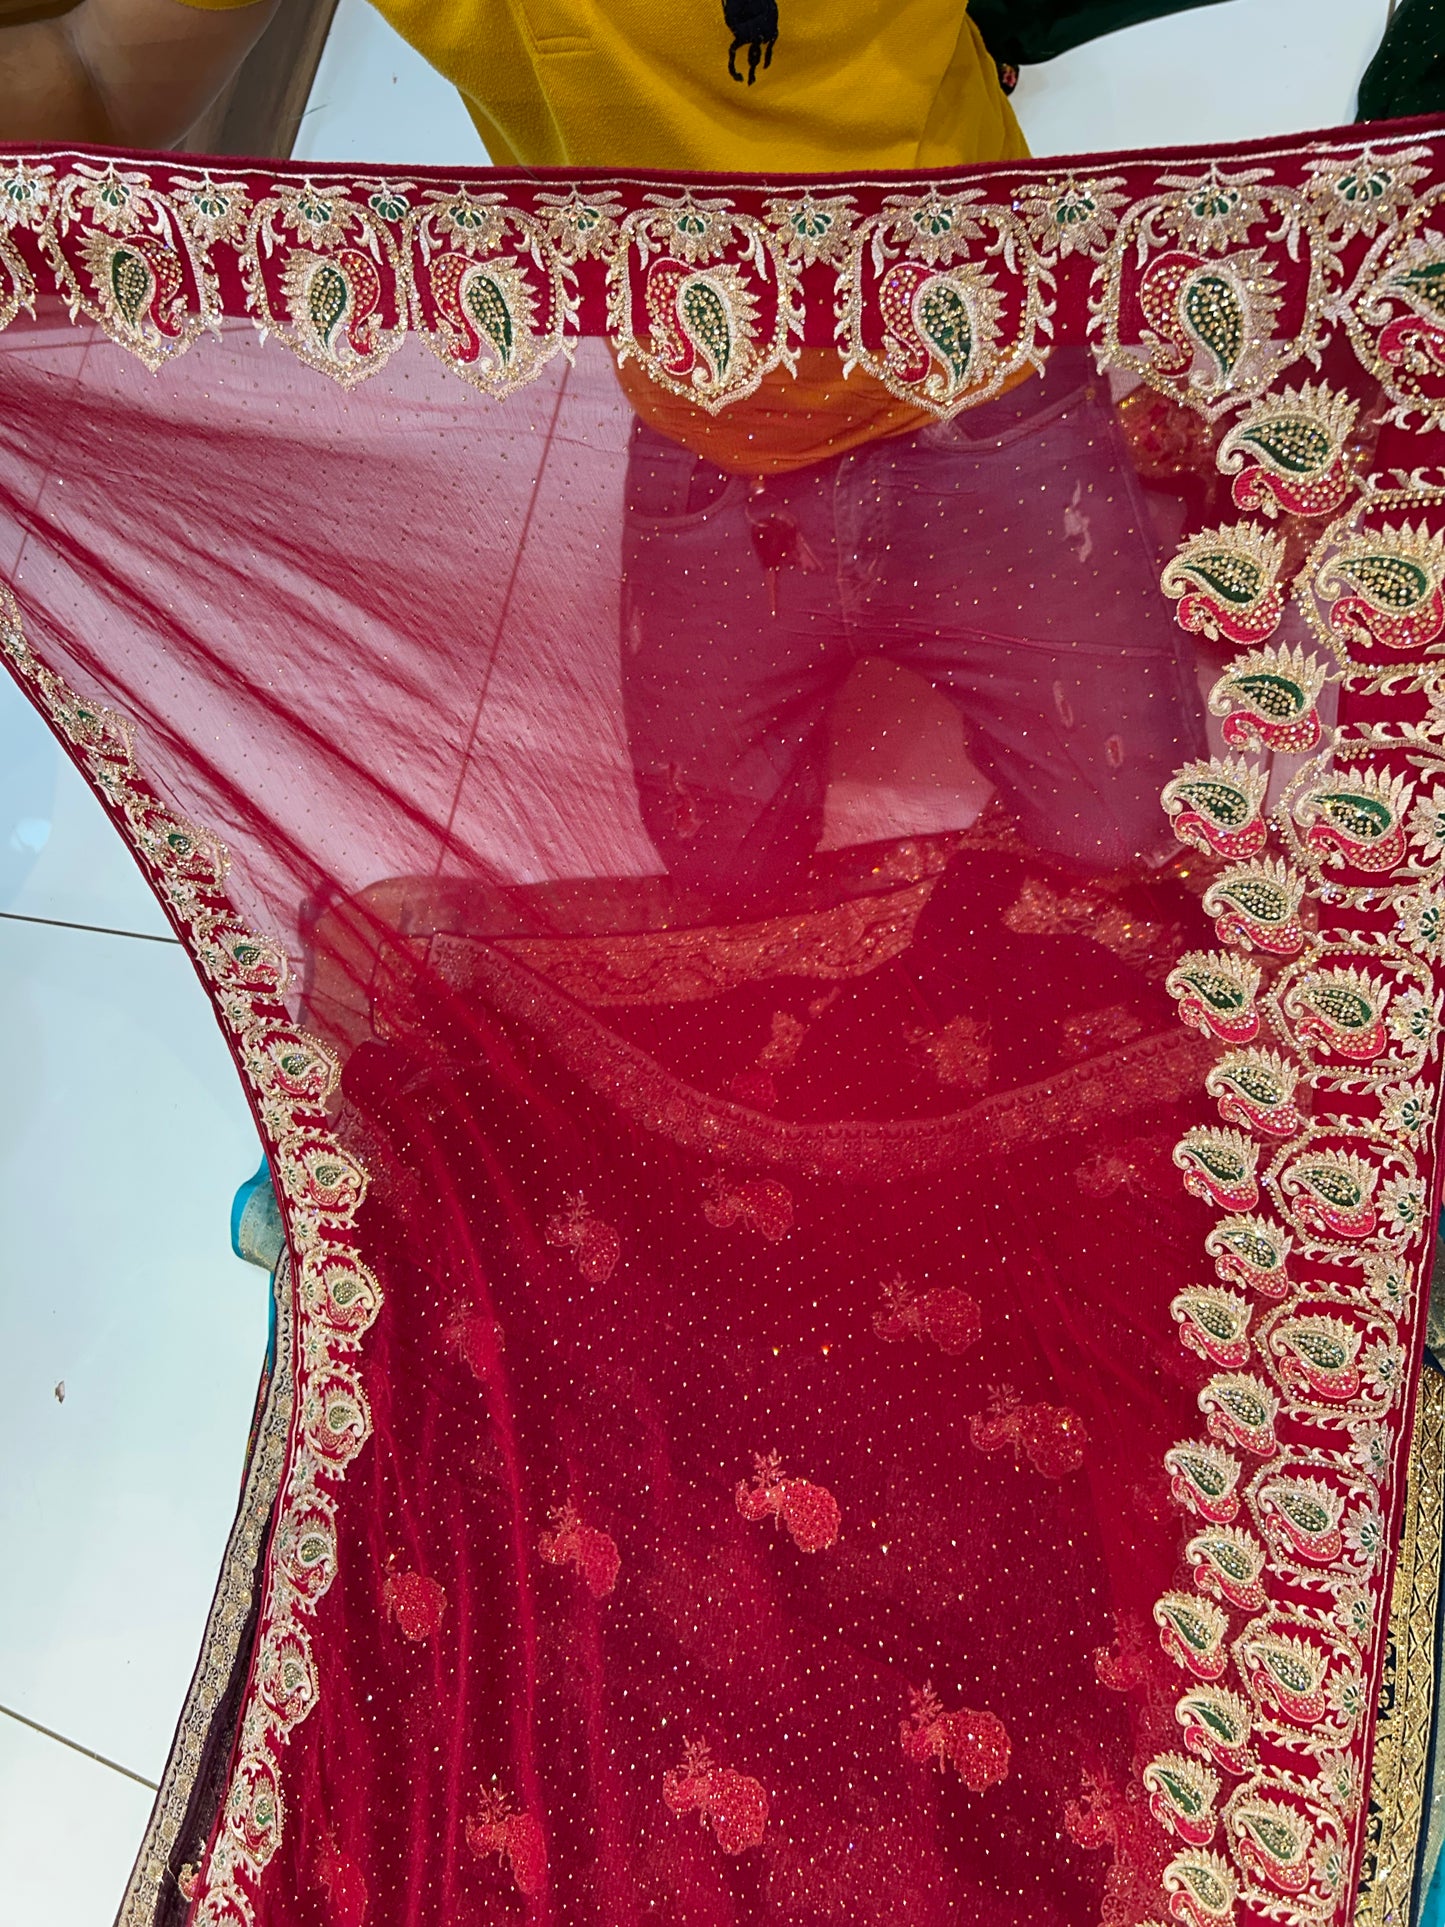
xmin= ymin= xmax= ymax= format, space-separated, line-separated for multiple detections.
xmin=616 ymin=351 xmax=1036 ymax=476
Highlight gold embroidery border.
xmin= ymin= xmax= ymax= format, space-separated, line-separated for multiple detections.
xmin=0 ymin=582 xmax=382 ymax=1927
xmin=1356 ymin=1358 xmax=1445 ymax=1927
xmin=116 ymin=1251 xmax=295 ymax=1927
xmin=0 ymin=131 xmax=1439 ymax=429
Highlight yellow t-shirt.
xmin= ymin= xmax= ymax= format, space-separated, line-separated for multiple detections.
xmin=183 ymin=0 xmax=1028 ymax=468
xmin=183 ymin=0 xmax=1024 ymax=171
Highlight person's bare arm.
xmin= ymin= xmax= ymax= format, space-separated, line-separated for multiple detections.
xmin=0 ymin=0 xmax=279 ymax=147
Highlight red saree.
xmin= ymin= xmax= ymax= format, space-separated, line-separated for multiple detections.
xmin=2 ymin=122 xmax=1444 ymax=1927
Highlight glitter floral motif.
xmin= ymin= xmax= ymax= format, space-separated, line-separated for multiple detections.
xmin=663 ymin=1741 xmax=769 ymax=1854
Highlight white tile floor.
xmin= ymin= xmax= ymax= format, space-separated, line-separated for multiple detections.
xmin=0 ymin=3 xmax=1387 ymax=1921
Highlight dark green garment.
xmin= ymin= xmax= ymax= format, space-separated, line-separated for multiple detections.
xmin=1359 ymin=0 xmax=1445 ymax=120
xmin=967 ymin=0 xmax=1228 ymax=68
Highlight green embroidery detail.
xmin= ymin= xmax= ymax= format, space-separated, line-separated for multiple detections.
xmin=1180 ymin=551 xmax=1266 ymax=606
xmin=109 ymin=248 xmax=152 ymax=328
xmin=1236 ymin=417 xmax=1332 ymax=477
xmin=1172 ymin=777 xmax=1252 ymax=827
xmin=916 ymin=279 xmax=972 ymax=390
xmin=1311 ymin=789 xmax=1397 ymax=840
xmin=1301 ymin=981 xmax=1373 ymax=1030
xmin=681 ymin=278 xmax=732 ymax=379
xmin=1394 ymin=258 xmax=1445 ymax=321
xmin=1335 ymin=551 xmax=1431 ymax=610
xmin=464 ymin=273 xmax=515 ymax=367
xmin=1226 ymin=670 xmax=1307 ymax=721
xmin=1182 ymin=270 xmax=1244 ymax=378
xmin=1216 ymin=876 xmax=1289 ymax=921
xmin=307 ymin=263 xmax=349 ymax=347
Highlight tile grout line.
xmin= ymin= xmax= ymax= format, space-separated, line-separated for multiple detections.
xmin=0 ymin=1700 xmax=159 ymax=1790
xmin=0 ymin=910 xmax=180 ymax=946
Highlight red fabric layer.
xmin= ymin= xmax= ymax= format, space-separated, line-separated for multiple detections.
xmin=1 ymin=131 xmax=1443 ymax=1927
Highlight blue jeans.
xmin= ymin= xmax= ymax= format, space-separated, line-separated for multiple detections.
xmin=619 ymin=351 xmax=1205 ymax=899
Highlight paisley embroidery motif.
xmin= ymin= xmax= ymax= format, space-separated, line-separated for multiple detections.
xmin=1225 ymin=381 xmax=1371 ymax=527
xmin=274 ymin=1495 xmax=339 ymax=1605
xmin=1199 ymin=1373 xmax=1280 ymax=1458
xmin=1176 ymin=1685 xmax=1254 ymax=1777
xmin=1162 ymin=523 xmax=1288 ymax=646
xmin=1205 ymin=1214 xmax=1292 ymax=1300
xmin=1186 ymin=1524 xmax=1268 ymax=1612
xmin=608 ymin=192 xmax=803 ymax=411
xmin=407 ymin=190 xmax=582 ymax=397
xmin=1314 ymin=521 xmax=1445 ymax=654
xmin=255 ymin=1625 xmax=318 ymax=1729
xmin=447 ymin=1304 xmax=503 ymax=1385
xmin=300 ymin=1368 xmax=371 ymax=1471
xmin=0 ymin=154 xmax=48 ymax=333
xmin=1173 ymin=1127 xmax=1261 ymax=1213
xmin=1170 ymin=1287 xmax=1253 ymax=1369
xmin=1227 ymin=1796 xmax=1318 ymax=1899
xmin=1218 ymin=382 xmax=1360 ymax=519
xmin=1161 ymin=757 xmax=1270 ymax=860
xmin=280 ymin=246 xmax=384 ymax=370
xmin=1204 ymin=1048 xmax=1303 ymax=1138
xmin=1280 ymin=964 xmax=1391 ymax=1062
xmin=1165 ymin=1440 xmax=1244 ymax=1522
xmin=837 ymin=188 xmax=1052 ymax=418
xmin=1279 ymin=1149 xmax=1379 ymax=1241
xmin=1137 ymin=248 xmax=1283 ymax=399
xmin=1344 ymin=194 xmax=1445 ymax=424
xmin=1207 ymin=643 xmax=1332 ymax=755
xmin=33 ymin=162 xmax=230 ymax=367
xmin=1154 ymin=1591 xmax=1231 ymax=1680
xmin=876 ymin=259 xmax=1004 ymax=408
xmin=224 ymin=1755 xmax=284 ymax=1868
xmin=1162 ymin=1846 xmax=1240 ymax=1927
xmin=240 ymin=183 xmax=405 ymax=385
xmin=1266 ymin=1313 xmax=1363 ymax=1403
xmin=1143 ymin=1752 xmax=1222 ymax=1845
xmin=1167 ymin=951 xmax=1263 ymax=1046
xmin=1258 ymin=1475 xmax=1347 ymax=1566
xmin=646 ymin=258 xmax=760 ymax=393
xmin=1236 ymin=1626 xmax=1332 ymax=1726
xmin=1202 ymin=857 xmax=1306 ymax=957
xmin=77 ymin=228 xmax=188 ymax=358
xmin=1093 ymin=162 xmax=1333 ymax=418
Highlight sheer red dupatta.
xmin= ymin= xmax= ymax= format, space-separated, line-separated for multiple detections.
xmin=1 ymin=126 xmax=1444 ymax=1927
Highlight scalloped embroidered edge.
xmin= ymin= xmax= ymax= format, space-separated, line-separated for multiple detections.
xmin=0 ymin=586 xmax=381 ymax=1927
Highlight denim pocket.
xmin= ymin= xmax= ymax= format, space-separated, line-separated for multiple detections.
xmin=625 ymin=425 xmax=746 ymax=529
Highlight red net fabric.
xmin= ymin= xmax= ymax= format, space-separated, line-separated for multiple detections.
xmin=2 ymin=127 xmax=1444 ymax=1927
